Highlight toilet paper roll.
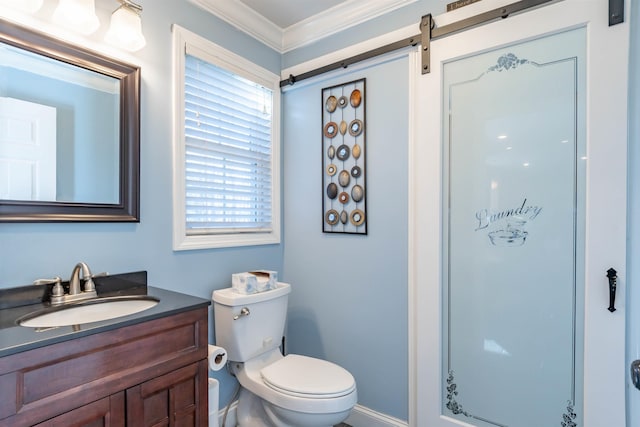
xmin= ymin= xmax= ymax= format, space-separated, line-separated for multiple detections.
xmin=208 ymin=345 xmax=227 ymax=371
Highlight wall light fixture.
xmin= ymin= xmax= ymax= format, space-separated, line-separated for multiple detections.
xmin=105 ymin=0 xmax=146 ymax=52
xmin=52 ymin=0 xmax=100 ymax=35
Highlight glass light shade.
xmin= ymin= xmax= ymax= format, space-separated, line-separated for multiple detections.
xmin=105 ymin=5 xmax=146 ymax=52
xmin=52 ymin=0 xmax=100 ymax=35
xmin=0 ymin=0 xmax=44 ymax=13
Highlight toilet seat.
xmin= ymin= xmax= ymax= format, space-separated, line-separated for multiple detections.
xmin=261 ymin=354 xmax=356 ymax=399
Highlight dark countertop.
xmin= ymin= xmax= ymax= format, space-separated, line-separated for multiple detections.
xmin=0 ymin=271 xmax=210 ymax=358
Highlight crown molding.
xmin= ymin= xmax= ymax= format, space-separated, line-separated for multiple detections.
xmin=189 ymin=0 xmax=417 ymax=54
xmin=282 ymin=0 xmax=416 ymax=53
xmin=189 ymin=0 xmax=284 ymax=51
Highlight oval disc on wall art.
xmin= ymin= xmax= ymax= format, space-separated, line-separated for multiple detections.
xmin=326 ymin=183 xmax=338 ymax=199
xmin=350 ymin=89 xmax=362 ymax=108
xmin=325 ymin=95 xmax=337 ymax=112
xmin=351 ymin=185 xmax=364 ymax=202
xmin=350 ymin=209 xmax=365 ymax=226
xmin=325 ymin=209 xmax=339 ymax=225
xmin=324 ymin=122 xmax=338 ymax=138
xmin=338 ymin=96 xmax=348 ymax=108
xmin=326 ymin=164 xmax=337 ymax=176
xmin=352 ymin=143 xmax=361 ymax=159
xmin=339 ymin=120 xmax=348 ymax=135
xmin=336 ymin=144 xmax=350 ymax=161
xmin=338 ymin=170 xmax=351 ymax=188
xmin=327 ymin=145 xmax=336 ymax=159
xmin=348 ymin=119 xmax=363 ymax=137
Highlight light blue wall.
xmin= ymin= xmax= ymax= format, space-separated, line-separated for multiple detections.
xmin=280 ymin=1 xmax=446 ymax=421
xmin=282 ymin=53 xmax=410 ymax=420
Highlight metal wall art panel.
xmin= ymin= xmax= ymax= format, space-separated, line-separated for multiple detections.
xmin=322 ymin=78 xmax=367 ymax=234
xmin=442 ymin=29 xmax=586 ymax=427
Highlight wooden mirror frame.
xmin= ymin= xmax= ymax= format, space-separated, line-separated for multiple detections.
xmin=0 ymin=19 xmax=140 ymax=222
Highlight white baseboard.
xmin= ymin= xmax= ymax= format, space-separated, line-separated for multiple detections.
xmin=215 ymin=401 xmax=408 ymax=427
xmin=345 ymin=404 xmax=408 ymax=427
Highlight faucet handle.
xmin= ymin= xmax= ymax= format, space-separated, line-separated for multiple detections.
xmin=33 ymin=276 xmax=61 ymax=286
xmin=83 ymin=272 xmax=107 ymax=292
xmin=33 ymin=276 xmax=64 ymax=298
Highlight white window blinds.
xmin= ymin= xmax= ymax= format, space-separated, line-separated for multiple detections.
xmin=184 ymin=54 xmax=273 ymax=235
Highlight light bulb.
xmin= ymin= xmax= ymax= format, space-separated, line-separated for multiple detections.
xmin=105 ymin=4 xmax=146 ymax=52
xmin=0 ymin=0 xmax=43 ymax=13
xmin=52 ymin=0 xmax=100 ymax=35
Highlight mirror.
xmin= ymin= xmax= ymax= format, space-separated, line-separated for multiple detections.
xmin=0 ymin=19 xmax=140 ymax=222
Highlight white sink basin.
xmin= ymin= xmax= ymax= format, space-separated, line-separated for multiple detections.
xmin=18 ymin=296 xmax=160 ymax=328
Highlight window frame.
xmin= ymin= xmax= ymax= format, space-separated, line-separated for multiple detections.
xmin=172 ymin=25 xmax=281 ymax=250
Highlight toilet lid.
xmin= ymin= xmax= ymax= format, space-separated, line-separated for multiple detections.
xmin=261 ymin=355 xmax=355 ymax=398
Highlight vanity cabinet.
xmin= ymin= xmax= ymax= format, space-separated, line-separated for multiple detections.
xmin=0 ymin=307 xmax=208 ymax=427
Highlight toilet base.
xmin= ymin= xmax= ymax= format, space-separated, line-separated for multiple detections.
xmin=237 ymin=388 xmax=276 ymax=427
xmin=236 ymin=388 xmax=349 ymax=427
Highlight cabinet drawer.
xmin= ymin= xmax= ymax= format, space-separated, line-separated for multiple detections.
xmin=32 ymin=393 xmax=125 ymax=427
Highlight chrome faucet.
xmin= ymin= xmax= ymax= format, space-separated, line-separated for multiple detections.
xmin=33 ymin=262 xmax=106 ymax=306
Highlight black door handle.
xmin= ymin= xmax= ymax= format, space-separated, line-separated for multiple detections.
xmin=607 ymin=268 xmax=617 ymax=313
xmin=632 ymin=360 xmax=640 ymax=391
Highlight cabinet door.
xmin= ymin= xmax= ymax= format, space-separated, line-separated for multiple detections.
xmin=126 ymin=360 xmax=208 ymax=427
xmin=33 ymin=393 xmax=125 ymax=427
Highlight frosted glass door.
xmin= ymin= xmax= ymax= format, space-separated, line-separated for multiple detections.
xmin=442 ymin=29 xmax=584 ymax=427
xmin=412 ymin=1 xmax=629 ymax=426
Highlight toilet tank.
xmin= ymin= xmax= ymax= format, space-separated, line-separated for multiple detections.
xmin=213 ymin=282 xmax=291 ymax=362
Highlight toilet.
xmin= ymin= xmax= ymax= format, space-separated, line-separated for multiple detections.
xmin=213 ymin=282 xmax=357 ymax=427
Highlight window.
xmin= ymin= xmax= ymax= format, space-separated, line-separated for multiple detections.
xmin=172 ymin=25 xmax=280 ymax=250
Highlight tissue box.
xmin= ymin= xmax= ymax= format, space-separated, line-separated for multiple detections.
xmin=232 ymin=270 xmax=278 ymax=294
